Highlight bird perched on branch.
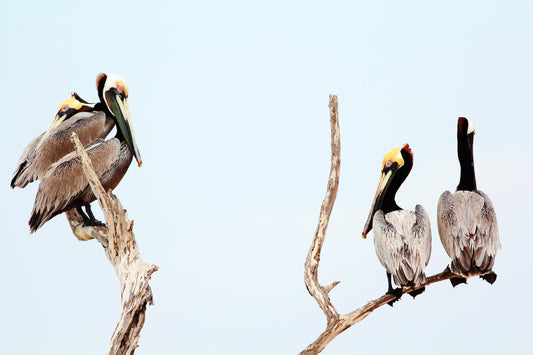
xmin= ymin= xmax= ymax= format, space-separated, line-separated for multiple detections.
xmin=11 ymin=73 xmax=142 ymax=233
xmin=437 ymin=117 xmax=501 ymax=286
xmin=362 ymin=144 xmax=431 ymax=305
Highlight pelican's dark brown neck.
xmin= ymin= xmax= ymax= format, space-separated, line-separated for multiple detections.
xmin=381 ymin=189 xmax=401 ymax=214
xmin=93 ymin=102 xmax=105 ymax=112
xmin=94 ymin=100 xmax=116 ymax=121
xmin=457 ymin=131 xmax=477 ymax=191
xmin=381 ymin=150 xmax=413 ymax=214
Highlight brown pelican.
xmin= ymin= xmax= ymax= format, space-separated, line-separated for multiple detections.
xmin=362 ymin=144 xmax=431 ymax=305
xmin=437 ymin=117 xmax=501 ymax=286
xmin=29 ymin=73 xmax=142 ymax=233
xmin=11 ymin=93 xmax=114 ymax=188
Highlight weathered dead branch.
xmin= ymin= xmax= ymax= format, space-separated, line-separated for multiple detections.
xmin=66 ymin=132 xmax=158 ymax=355
xmin=300 ymin=96 xmax=460 ymax=354
xmin=303 ymin=94 xmax=341 ymax=325
xmin=301 ymin=268 xmax=456 ymax=354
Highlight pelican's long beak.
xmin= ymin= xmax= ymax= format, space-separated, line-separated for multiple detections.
xmin=362 ymin=169 xmax=394 ymax=239
xmin=33 ymin=101 xmax=82 ymax=159
xmin=50 ymin=112 xmax=68 ymax=128
xmin=44 ymin=94 xmax=93 ymax=143
xmin=28 ymin=113 xmax=67 ymax=161
xmin=106 ymin=91 xmax=142 ymax=167
xmin=40 ymin=112 xmax=67 ymax=140
xmin=46 ymin=101 xmax=83 ymax=135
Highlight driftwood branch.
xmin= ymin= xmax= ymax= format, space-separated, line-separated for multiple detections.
xmin=302 ymin=269 xmax=456 ymax=354
xmin=303 ymin=94 xmax=341 ymax=325
xmin=66 ymin=132 xmax=158 ymax=355
xmin=300 ymin=95 xmax=461 ymax=354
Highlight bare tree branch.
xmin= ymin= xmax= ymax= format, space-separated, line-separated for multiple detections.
xmin=304 ymin=95 xmax=341 ymax=326
xmin=300 ymin=95 xmax=463 ymax=354
xmin=66 ymin=132 xmax=158 ymax=355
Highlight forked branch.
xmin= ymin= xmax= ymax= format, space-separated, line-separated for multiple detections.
xmin=66 ymin=132 xmax=158 ymax=355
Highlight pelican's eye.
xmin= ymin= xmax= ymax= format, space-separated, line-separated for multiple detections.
xmin=116 ymin=84 xmax=124 ymax=94
xmin=61 ymin=105 xmax=69 ymax=112
xmin=385 ymin=160 xmax=392 ymax=168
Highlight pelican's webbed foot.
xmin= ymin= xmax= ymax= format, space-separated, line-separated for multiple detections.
xmin=444 ymin=266 xmax=467 ymax=287
xmin=408 ymin=286 xmax=425 ymax=298
xmin=480 ymin=271 xmax=497 ymax=285
xmin=385 ymin=272 xmax=403 ymax=307
xmin=84 ymin=219 xmax=106 ymax=228
xmin=386 ymin=287 xmax=403 ymax=307
xmin=450 ymin=277 xmax=467 ymax=287
xmin=77 ymin=204 xmax=106 ymax=228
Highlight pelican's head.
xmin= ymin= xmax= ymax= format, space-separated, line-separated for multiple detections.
xmin=458 ymin=116 xmax=475 ymax=136
xmin=457 ymin=116 xmax=476 ymax=157
xmin=456 ymin=117 xmax=477 ymax=191
xmin=362 ymin=144 xmax=413 ymax=238
xmin=30 ymin=94 xmax=94 ymax=161
xmin=35 ymin=93 xmax=94 ymax=152
xmin=97 ymin=73 xmax=142 ymax=167
xmin=50 ymin=93 xmax=94 ymax=127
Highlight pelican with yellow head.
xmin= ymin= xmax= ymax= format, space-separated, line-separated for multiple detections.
xmin=362 ymin=144 xmax=431 ymax=305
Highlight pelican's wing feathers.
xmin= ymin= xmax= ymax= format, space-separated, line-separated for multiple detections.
xmin=437 ymin=190 xmax=501 ymax=276
xmin=373 ymin=205 xmax=431 ymax=287
xmin=29 ymin=138 xmax=121 ymax=232
xmin=11 ymin=111 xmax=107 ymax=188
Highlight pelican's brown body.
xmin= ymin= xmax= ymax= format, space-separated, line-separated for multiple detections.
xmin=29 ymin=138 xmax=133 ymax=232
xmin=11 ymin=95 xmax=114 ymax=188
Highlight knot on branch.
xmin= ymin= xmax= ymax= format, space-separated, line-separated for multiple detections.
xmin=324 ymin=281 xmax=340 ymax=294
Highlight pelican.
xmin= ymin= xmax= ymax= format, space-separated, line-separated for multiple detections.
xmin=362 ymin=144 xmax=431 ymax=305
xmin=437 ymin=117 xmax=501 ymax=286
xmin=11 ymin=93 xmax=114 ymax=188
xmin=29 ymin=73 xmax=142 ymax=233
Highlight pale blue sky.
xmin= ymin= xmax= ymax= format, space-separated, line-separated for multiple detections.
xmin=1 ymin=1 xmax=532 ymax=354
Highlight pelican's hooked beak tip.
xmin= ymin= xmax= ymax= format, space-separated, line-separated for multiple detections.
xmin=362 ymin=233 xmax=367 ymax=239
xmin=137 ymin=159 xmax=143 ymax=168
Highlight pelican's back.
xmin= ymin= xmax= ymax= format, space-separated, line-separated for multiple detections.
xmin=11 ymin=111 xmax=109 ymax=188
xmin=437 ymin=190 xmax=501 ymax=277
xmin=373 ymin=205 xmax=431 ymax=287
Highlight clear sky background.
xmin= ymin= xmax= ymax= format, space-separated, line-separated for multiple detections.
xmin=1 ymin=1 xmax=531 ymax=354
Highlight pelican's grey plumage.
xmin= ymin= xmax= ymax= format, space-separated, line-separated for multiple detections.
xmin=437 ymin=117 xmax=501 ymax=286
xmin=362 ymin=144 xmax=431 ymax=305
xmin=29 ymin=73 xmax=142 ymax=233
xmin=11 ymin=93 xmax=114 ymax=188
